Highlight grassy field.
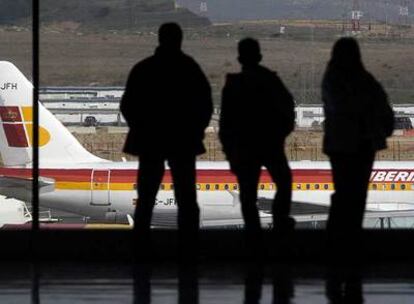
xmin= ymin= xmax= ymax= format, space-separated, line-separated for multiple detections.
xmin=0 ymin=20 xmax=413 ymax=105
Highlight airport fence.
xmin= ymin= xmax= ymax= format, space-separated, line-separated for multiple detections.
xmin=72 ymin=130 xmax=414 ymax=162
xmin=203 ymin=141 xmax=414 ymax=162
xmin=0 ymin=131 xmax=413 ymax=166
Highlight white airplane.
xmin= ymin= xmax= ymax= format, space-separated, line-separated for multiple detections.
xmin=0 ymin=61 xmax=414 ymax=228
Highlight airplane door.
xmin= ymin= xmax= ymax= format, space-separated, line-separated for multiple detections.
xmin=90 ymin=169 xmax=111 ymax=206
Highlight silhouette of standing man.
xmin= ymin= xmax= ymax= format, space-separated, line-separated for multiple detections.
xmin=322 ymin=38 xmax=394 ymax=248
xmin=121 ymin=23 xmax=213 ymax=258
xmin=219 ymin=38 xmax=295 ymax=251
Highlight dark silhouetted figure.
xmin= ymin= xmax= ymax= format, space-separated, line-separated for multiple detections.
xmin=322 ymin=38 xmax=394 ymax=254
xmin=272 ymin=264 xmax=295 ymax=304
xmin=121 ymin=23 xmax=213 ymax=258
xmin=178 ymin=263 xmax=199 ymax=304
xmin=243 ymin=263 xmax=295 ymax=304
xmin=133 ymin=263 xmax=152 ymax=304
xmin=326 ymin=266 xmax=363 ymax=304
xmin=219 ymin=38 xmax=295 ymax=252
xmin=244 ymin=263 xmax=264 ymax=304
xmin=132 ymin=263 xmax=198 ymax=304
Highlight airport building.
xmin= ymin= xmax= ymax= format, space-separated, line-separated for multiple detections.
xmin=1 ymin=3 xmax=414 ymax=303
xmin=40 ymin=87 xmax=124 ymax=126
xmin=40 ymin=87 xmax=414 ymax=128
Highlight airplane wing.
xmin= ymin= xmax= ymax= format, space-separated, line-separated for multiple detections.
xmin=152 ymin=196 xmax=414 ymax=228
xmin=202 ymin=209 xmax=414 ymax=228
xmin=292 ymin=209 xmax=414 ymax=223
xmin=258 ymin=199 xmax=330 ymax=215
xmin=203 ymin=198 xmax=414 ymax=227
xmin=201 ymin=214 xmax=272 ymax=228
xmin=0 ymin=176 xmax=55 ymax=201
xmin=364 ymin=210 xmax=414 ymax=219
xmin=259 ymin=199 xmax=414 ymax=222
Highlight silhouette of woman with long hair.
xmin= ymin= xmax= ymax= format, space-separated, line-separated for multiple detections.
xmin=322 ymin=38 xmax=394 ymax=249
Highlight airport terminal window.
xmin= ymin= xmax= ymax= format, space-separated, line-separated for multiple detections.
xmin=17 ymin=0 xmax=411 ymax=232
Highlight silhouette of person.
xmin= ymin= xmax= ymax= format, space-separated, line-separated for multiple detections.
xmin=243 ymin=263 xmax=295 ymax=304
xmin=133 ymin=263 xmax=152 ymax=304
xmin=325 ymin=265 xmax=363 ymax=304
xmin=121 ymin=23 xmax=213 ymax=258
xmin=178 ymin=263 xmax=199 ymax=304
xmin=272 ymin=264 xmax=294 ymax=304
xmin=322 ymin=38 xmax=394 ymax=252
xmin=219 ymin=38 xmax=295 ymax=252
xmin=244 ymin=263 xmax=264 ymax=304
xmin=132 ymin=263 xmax=198 ymax=304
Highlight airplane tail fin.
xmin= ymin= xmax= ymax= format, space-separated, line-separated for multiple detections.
xmin=0 ymin=61 xmax=106 ymax=167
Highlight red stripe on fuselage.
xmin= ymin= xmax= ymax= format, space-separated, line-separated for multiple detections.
xmin=0 ymin=167 xmax=333 ymax=184
xmin=1 ymin=167 xmax=412 ymax=185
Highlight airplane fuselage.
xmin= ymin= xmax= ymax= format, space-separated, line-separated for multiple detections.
xmin=1 ymin=161 xmax=414 ymax=225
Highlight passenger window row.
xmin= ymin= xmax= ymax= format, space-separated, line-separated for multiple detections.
xmin=144 ymin=183 xmax=328 ymax=191
xmin=131 ymin=183 xmax=412 ymax=191
xmin=370 ymin=183 xmax=412 ymax=190
xmin=295 ymin=183 xmax=331 ymax=190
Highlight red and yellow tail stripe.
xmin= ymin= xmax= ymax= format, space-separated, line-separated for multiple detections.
xmin=0 ymin=106 xmax=50 ymax=147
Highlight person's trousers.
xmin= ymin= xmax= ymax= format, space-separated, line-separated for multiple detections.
xmin=327 ymin=152 xmax=375 ymax=234
xmin=133 ymin=154 xmax=199 ymax=256
xmin=327 ymin=151 xmax=375 ymax=262
xmin=231 ymin=151 xmax=292 ymax=244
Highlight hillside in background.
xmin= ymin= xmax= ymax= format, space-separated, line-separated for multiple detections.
xmin=0 ymin=0 xmax=210 ymax=28
xmin=1 ymin=0 xmax=412 ymax=28
xmin=177 ymin=0 xmax=413 ymax=24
